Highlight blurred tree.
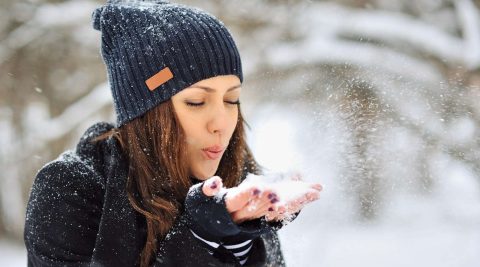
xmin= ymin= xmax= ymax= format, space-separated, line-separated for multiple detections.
xmin=0 ymin=0 xmax=479 ymax=241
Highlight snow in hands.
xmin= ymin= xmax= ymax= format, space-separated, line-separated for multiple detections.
xmin=202 ymin=172 xmax=323 ymax=224
xmin=243 ymin=172 xmax=322 ymax=202
xmin=242 ymin=172 xmax=322 ymax=221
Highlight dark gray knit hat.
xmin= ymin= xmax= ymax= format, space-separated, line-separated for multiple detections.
xmin=92 ymin=0 xmax=243 ymax=126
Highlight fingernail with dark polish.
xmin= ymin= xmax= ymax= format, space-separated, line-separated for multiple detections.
xmin=268 ymin=207 xmax=274 ymax=211
xmin=268 ymin=193 xmax=274 ymax=199
xmin=210 ymin=181 xmax=217 ymax=189
xmin=271 ymin=198 xmax=278 ymax=204
xmin=253 ymin=189 xmax=261 ymax=195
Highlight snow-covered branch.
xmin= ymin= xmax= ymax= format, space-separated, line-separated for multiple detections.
xmin=308 ymin=3 xmax=465 ymax=64
xmin=0 ymin=1 xmax=98 ymax=65
xmin=266 ymin=37 xmax=443 ymax=84
xmin=454 ymin=0 xmax=480 ymax=69
xmin=32 ymin=82 xmax=112 ymax=142
xmin=263 ymin=2 xmax=478 ymax=79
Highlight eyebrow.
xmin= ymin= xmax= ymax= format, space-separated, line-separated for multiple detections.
xmin=187 ymin=84 xmax=241 ymax=92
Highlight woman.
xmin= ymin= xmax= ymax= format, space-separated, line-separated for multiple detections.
xmin=23 ymin=1 xmax=322 ymax=266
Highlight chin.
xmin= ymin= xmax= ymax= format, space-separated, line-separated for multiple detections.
xmin=193 ymin=166 xmax=218 ymax=180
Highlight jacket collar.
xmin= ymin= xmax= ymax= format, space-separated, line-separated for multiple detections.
xmin=75 ymin=121 xmax=121 ymax=181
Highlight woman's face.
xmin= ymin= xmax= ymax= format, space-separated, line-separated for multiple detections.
xmin=171 ymin=75 xmax=241 ymax=180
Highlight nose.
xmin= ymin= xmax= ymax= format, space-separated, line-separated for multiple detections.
xmin=206 ymin=102 xmax=229 ymax=136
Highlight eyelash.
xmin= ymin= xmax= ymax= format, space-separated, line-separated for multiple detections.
xmin=186 ymin=100 xmax=241 ymax=107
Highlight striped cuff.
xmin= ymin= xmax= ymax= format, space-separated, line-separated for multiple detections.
xmin=190 ymin=229 xmax=253 ymax=265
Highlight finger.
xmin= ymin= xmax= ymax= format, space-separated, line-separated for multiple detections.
xmin=265 ymin=210 xmax=277 ymax=221
xmin=225 ymin=185 xmax=262 ymax=213
xmin=202 ymin=176 xmax=223 ymax=197
xmin=284 ymin=191 xmax=319 ymax=215
xmin=310 ymin=183 xmax=323 ymax=191
xmin=294 ymin=193 xmax=319 ymax=213
xmin=305 ymin=190 xmax=320 ymax=201
xmin=256 ymin=190 xmax=278 ymax=210
xmin=230 ymin=210 xmax=245 ymax=224
xmin=285 ymin=195 xmax=308 ymax=214
xmin=252 ymin=195 xmax=278 ymax=219
xmin=231 ymin=201 xmax=261 ymax=223
xmin=265 ymin=205 xmax=281 ymax=221
xmin=265 ymin=204 xmax=283 ymax=221
xmin=276 ymin=204 xmax=287 ymax=215
xmin=250 ymin=191 xmax=280 ymax=219
xmin=231 ymin=190 xmax=277 ymax=222
xmin=242 ymin=190 xmax=272 ymax=213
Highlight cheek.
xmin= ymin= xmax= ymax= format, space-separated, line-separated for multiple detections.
xmin=184 ymin=136 xmax=211 ymax=176
xmin=228 ymin=111 xmax=239 ymax=135
xmin=187 ymin=149 xmax=219 ymax=180
xmin=181 ymin=119 xmax=202 ymax=146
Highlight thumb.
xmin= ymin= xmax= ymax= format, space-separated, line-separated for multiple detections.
xmin=202 ymin=176 xmax=223 ymax=197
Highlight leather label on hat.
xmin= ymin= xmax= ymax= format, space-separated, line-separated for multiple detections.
xmin=145 ymin=67 xmax=174 ymax=91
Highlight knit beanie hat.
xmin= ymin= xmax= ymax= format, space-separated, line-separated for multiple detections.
xmin=92 ymin=0 xmax=243 ymax=126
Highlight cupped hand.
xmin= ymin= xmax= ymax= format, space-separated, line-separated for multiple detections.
xmin=202 ymin=175 xmax=322 ymax=224
xmin=202 ymin=176 xmax=278 ymax=224
xmin=265 ymin=182 xmax=322 ymax=222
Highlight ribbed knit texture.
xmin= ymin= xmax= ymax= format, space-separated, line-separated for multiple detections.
xmin=92 ymin=0 xmax=243 ymax=126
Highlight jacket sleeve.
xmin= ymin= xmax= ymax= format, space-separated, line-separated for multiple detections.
xmin=184 ymin=182 xmax=298 ymax=243
xmin=157 ymin=182 xmax=284 ymax=266
xmin=24 ymin=152 xmax=105 ymax=267
xmin=154 ymin=212 xmax=286 ymax=267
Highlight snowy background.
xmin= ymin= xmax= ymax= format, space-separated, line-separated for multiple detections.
xmin=1 ymin=0 xmax=480 ymax=266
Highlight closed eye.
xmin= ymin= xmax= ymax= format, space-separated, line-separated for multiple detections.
xmin=186 ymin=102 xmax=204 ymax=107
xmin=225 ymin=100 xmax=241 ymax=105
xmin=185 ymin=100 xmax=240 ymax=107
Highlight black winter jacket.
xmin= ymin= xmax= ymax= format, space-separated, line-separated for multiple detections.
xmin=24 ymin=122 xmax=286 ymax=267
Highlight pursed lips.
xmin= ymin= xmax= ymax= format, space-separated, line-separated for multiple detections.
xmin=201 ymin=145 xmax=224 ymax=160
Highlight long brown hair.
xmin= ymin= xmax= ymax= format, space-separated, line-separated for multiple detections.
xmin=93 ymin=99 xmax=260 ymax=267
